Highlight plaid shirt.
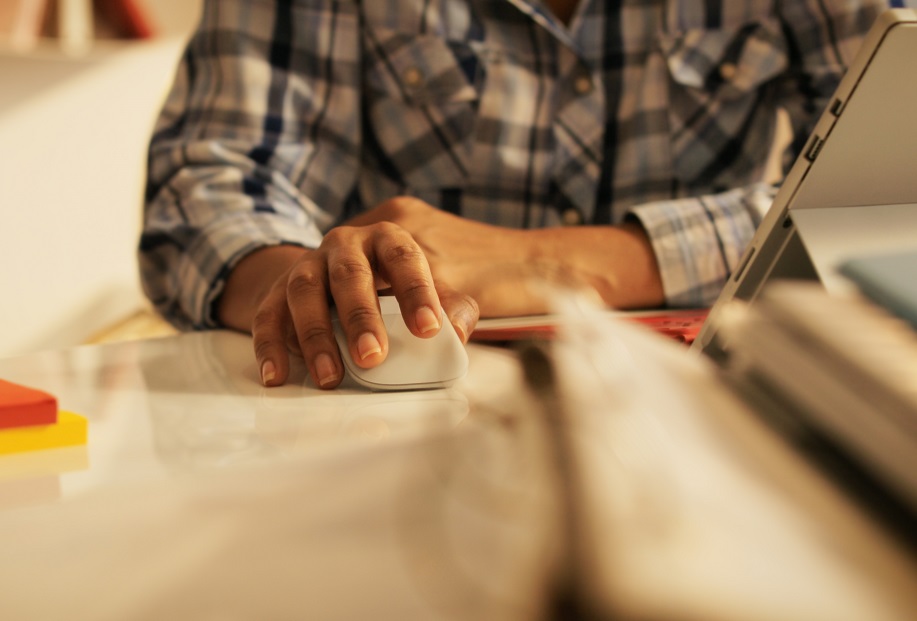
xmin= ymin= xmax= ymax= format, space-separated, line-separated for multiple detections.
xmin=142 ymin=0 xmax=889 ymax=329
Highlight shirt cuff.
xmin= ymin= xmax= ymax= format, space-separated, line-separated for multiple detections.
xmin=175 ymin=212 xmax=323 ymax=329
xmin=628 ymin=184 xmax=774 ymax=307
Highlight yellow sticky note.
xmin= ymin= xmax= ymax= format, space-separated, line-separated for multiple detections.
xmin=0 ymin=411 xmax=88 ymax=455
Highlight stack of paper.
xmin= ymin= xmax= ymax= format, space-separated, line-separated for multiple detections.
xmin=719 ymin=283 xmax=917 ymax=533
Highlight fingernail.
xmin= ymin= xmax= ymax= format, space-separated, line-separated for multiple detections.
xmin=415 ymin=305 xmax=441 ymax=334
xmin=357 ymin=332 xmax=383 ymax=361
xmin=261 ymin=359 xmax=276 ymax=385
xmin=315 ymin=353 xmax=339 ymax=387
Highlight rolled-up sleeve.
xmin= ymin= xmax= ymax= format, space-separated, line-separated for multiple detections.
xmin=140 ymin=0 xmax=361 ymax=329
xmin=629 ymin=184 xmax=775 ymax=306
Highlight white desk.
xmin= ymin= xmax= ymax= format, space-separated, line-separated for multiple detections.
xmin=0 ymin=330 xmax=522 ymax=501
xmin=0 ymin=325 xmax=913 ymax=620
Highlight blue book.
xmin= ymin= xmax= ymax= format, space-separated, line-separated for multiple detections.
xmin=839 ymin=249 xmax=917 ymax=331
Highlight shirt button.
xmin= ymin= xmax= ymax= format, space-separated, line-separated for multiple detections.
xmin=719 ymin=62 xmax=738 ymax=81
xmin=573 ymin=74 xmax=593 ymax=95
xmin=403 ymin=67 xmax=423 ymax=87
xmin=561 ymin=208 xmax=583 ymax=226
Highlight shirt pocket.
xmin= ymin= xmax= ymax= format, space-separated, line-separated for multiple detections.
xmin=363 ymin=27 xmax=481 ymax=190
xmin=657 ymin=19 xmax=788 ymax=187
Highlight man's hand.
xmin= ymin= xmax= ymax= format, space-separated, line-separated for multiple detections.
xmin=344 ymin=198 xmax=561 ymax=317
xmin=347 ymin=196 xmax=665 ymax=315
xmin=218 ymin=195 xmax=663 ymax=389
xmin=217 ymin=223 xmax=479 ymax=389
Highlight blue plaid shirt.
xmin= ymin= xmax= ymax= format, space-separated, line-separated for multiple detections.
xmin=141 ymin=0 xmax=890 ymax=329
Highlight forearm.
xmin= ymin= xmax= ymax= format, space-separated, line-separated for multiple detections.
xmin=217 ymin=245 xmax=310 ymax=332
xmin=523 ymin=221 xmax=665 ymax=310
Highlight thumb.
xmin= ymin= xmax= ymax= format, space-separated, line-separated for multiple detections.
xmin=436 ymin=282 xmax=479 ymax=344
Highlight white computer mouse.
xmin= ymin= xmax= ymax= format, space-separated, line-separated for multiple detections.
xmin=331 ymin=296 xmax=468 ymax=391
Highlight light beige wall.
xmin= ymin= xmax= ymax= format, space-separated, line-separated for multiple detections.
xmin=0 ymin=1 xmax=201 ymax=357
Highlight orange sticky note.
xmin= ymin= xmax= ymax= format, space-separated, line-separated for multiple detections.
xmin=0 ymin=379 xmax=57 ymax=430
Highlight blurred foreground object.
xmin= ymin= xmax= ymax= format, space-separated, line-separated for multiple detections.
xmin=719 ymin=282 xmax=917 ymax=543
xmin=0 ymin=294 xmax=912 ymax=620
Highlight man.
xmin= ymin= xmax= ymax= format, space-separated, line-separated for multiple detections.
xmin=141 ymin=0 xmax=888 ymax=388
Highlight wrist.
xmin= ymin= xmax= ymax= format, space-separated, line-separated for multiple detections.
xmin=216 ymin=245 xmax=310 ymax=332
xmin=614 ymin=219 xmax=664 ymax=307
xmin=523 ymin=222 xmax=664 ymax=309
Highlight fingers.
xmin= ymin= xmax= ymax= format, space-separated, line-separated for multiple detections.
xmin=436 ymin=282 xmax=480 ymax=343
xmin=250 ymin=252 xmax=346 ymax=390
xmin=284 ymin=252 xmax=347 ymax=388
xmin=251 ymin=279 xmax=296 ymax=388
xmin=251 ymin=219 xmax=458 ymax=390
xmin=324 ymin=229 xmax=389 ymax=370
